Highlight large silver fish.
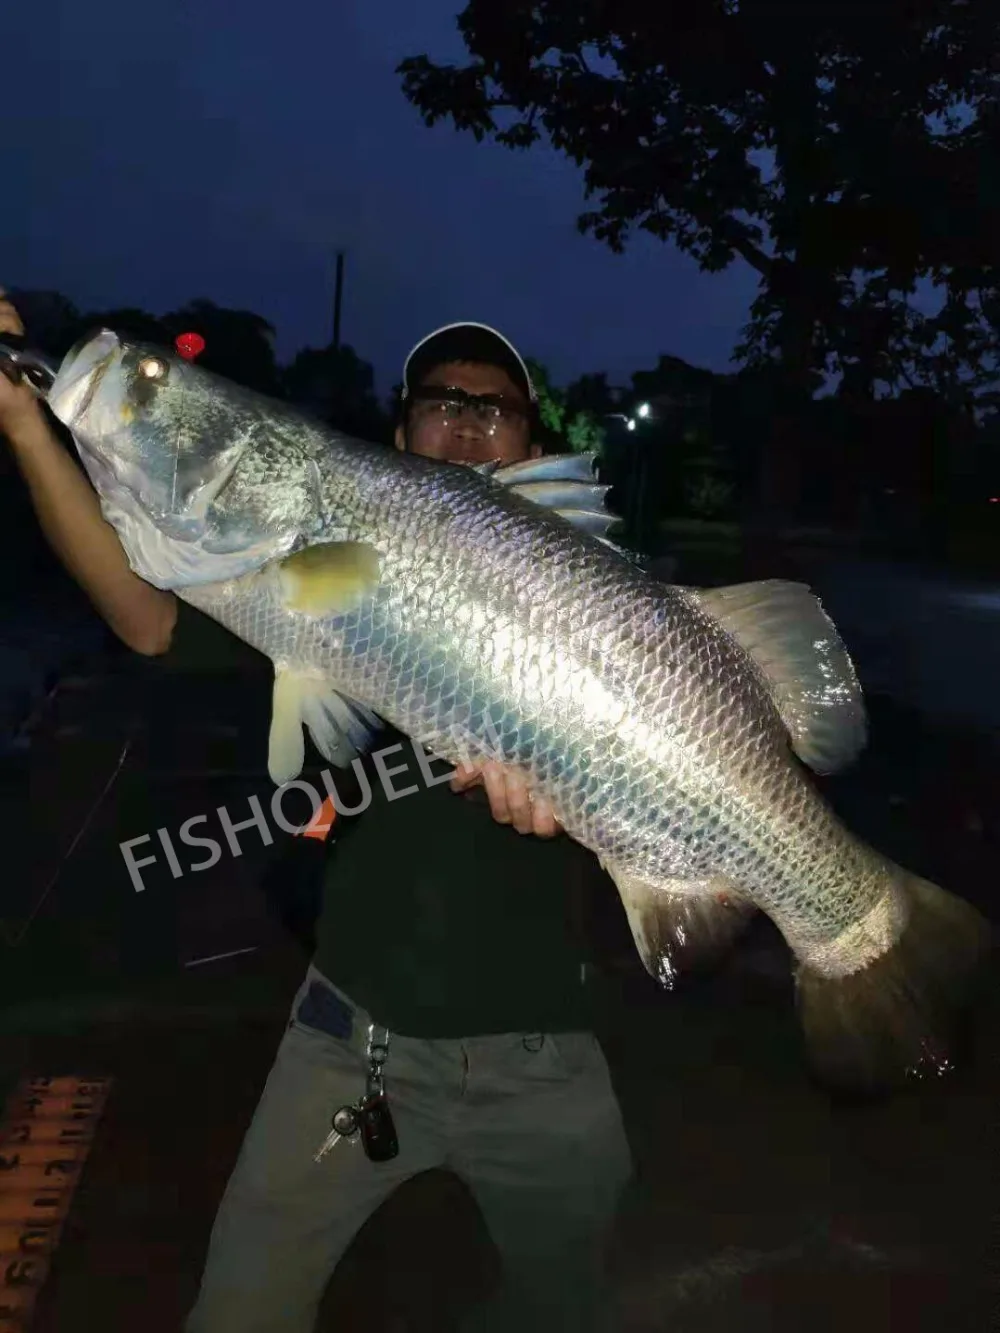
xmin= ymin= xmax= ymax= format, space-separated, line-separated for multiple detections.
xmin=46 ymin=329 xmax=991 ymax=1090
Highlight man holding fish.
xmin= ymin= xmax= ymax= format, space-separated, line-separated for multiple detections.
xmin=2 ymin=287 xmax=989 ymax=1329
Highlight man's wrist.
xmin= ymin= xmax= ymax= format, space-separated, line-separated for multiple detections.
xmin=1 ymin=399 xmax=53 ymax=451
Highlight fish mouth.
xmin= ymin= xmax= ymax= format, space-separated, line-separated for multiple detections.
xmin=47 ymin=328 xmax=120 ymax=428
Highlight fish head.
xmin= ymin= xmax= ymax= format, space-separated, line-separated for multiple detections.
xmin=47 ymin=329 xmax=326 ymax=588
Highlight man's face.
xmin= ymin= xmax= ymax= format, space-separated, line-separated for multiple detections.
xmin=396 ymin=360 xmax=540 ymax=466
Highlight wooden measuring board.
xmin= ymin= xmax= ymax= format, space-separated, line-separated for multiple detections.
xmin=0 ymin=1076 xmax=112 ymax=1332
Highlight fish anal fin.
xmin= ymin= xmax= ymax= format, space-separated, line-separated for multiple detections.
xmin=269 ymin=666 xmax=382 ymax=785
xmin=278 ymin=541 xmax=381 ymax=617
xmin=606 ymin=869 xmax=756 ymax=988
xmin=692 ymin=580 xmax=867 ymax=775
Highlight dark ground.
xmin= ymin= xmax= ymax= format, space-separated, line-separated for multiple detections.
xmin=0 ymin=653 xmax=997 ymax=1331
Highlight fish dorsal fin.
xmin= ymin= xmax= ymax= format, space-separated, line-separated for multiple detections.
xmin=270 ymin=667 xmax=382 ymax=785
xmin=690 ymin=579 xmax=867 ymax=775
xmin=513 ymin=480 xmax=610 ymax=511
xmin=488 ymin=452 xmax=630 ymax=555
xmin=552 ymin=507 xmax=618 ymax=539
xmin=492 ymin=452 xmax=599 ymax=485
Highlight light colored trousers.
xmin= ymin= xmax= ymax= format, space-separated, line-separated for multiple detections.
xmin=186 ymin=966 xmax=633 ymax=1332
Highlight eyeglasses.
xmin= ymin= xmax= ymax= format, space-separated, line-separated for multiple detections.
xmin=409 ymin=386 xmax=530 ymax=431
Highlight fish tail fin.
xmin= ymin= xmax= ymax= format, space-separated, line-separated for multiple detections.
xmin=795 ymin=873 xmax=992 ymax=1093
xmin=607 ymin=870 xmax=757 ymax=986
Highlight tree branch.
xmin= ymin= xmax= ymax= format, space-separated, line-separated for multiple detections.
xmin=730 ymin=234 xmax=774 ymax=277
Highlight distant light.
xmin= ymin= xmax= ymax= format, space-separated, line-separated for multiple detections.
xmin=626 ymin=418 xmax=636 ymax=431
xmin=990 ymin=497 xmax=999 ymax=504
xmin=636 ymin=402 xmax=651 ymax=419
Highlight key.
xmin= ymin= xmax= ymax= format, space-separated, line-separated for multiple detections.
xmin=314 ymin=1104 xmax=360 ymax=1163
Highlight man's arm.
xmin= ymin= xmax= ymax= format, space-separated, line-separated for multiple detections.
xmin=0 ymin=292 xmax=177 ymax=656
xmin=3 ymin=402 xmax=177 ymax=654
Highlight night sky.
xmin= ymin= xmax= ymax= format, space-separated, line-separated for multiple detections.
xmin=6 ymin=0 xmax=760 ymax=394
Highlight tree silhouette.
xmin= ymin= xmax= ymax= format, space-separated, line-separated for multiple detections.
xmin=399 ymin=0 xmax=999 ymax=407
xmin=564 ymin=372 xmax=617 ymax=422
xmin=79 ymin=307 xmax=171 ymax=345
xmin=3 ymin=291 xmax=285 ymax=397
xmin=283 ymin=343 xmax=391 ymax=442
xmin=161 ymin=299 xmax=283 ymax=396
xmin=3 ymin=290 xmax=83 ymax=358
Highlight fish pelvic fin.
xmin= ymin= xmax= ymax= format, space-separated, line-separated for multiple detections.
xmin=690 ymin=579 xmax=867 ymax=775
xmin=278 ymin=540 xmax=381 ymax=617
xmin=269 ymin=666 xmax=382 ymax=785
xmin=795 ymin=871 xmax=992 ymax=1095
xmin=605 ymin=868 xmax=756 ymax=987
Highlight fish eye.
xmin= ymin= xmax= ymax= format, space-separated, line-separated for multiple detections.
xmin=138 ymin=356 xmax=168 ymax=381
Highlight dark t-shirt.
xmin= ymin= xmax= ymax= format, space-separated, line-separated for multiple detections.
xmin=163 ymin=598 xmax=618 ymax=1037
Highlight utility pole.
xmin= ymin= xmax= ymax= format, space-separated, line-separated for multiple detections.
xmin=332 ymin=251 xmax=345 ymax=350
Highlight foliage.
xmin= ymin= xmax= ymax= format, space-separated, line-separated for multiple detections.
xmin=160 ymin=299 xmax=283 ymax=396
xmin=564 ymin=371 xmax=617 ymax=421
xmin=4 ymin=291 xmax=285 ymax=397
xmin=684 ymin=469 xmax=736 ymax=519
xmin=4 ymin=290 xmax=85 ymax=357
xmin=524 ymin=357 xmax=606 ymax=453
xmin=283 ymin=343 xmax=392 ymax=442
xmin=399 ymin=0 xmax=1000 ymax=406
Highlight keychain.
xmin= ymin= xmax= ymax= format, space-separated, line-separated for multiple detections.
xmin=314 ymin=1023 xmax=399 ymax=1164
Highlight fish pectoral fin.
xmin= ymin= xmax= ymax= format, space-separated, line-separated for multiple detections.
xmin=605 ymin=868 xmax=756 ymax=987
xmin=690 ymin=580 xmax=867 ymax=775
xmin=277 ymin=540 xmax=381 ymax=617
xmin=269 ymin=667 xmax=382 ymax=785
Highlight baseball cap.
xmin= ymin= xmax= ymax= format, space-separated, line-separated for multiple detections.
xmin=401 ymin=322 xmax=537 ymax=404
